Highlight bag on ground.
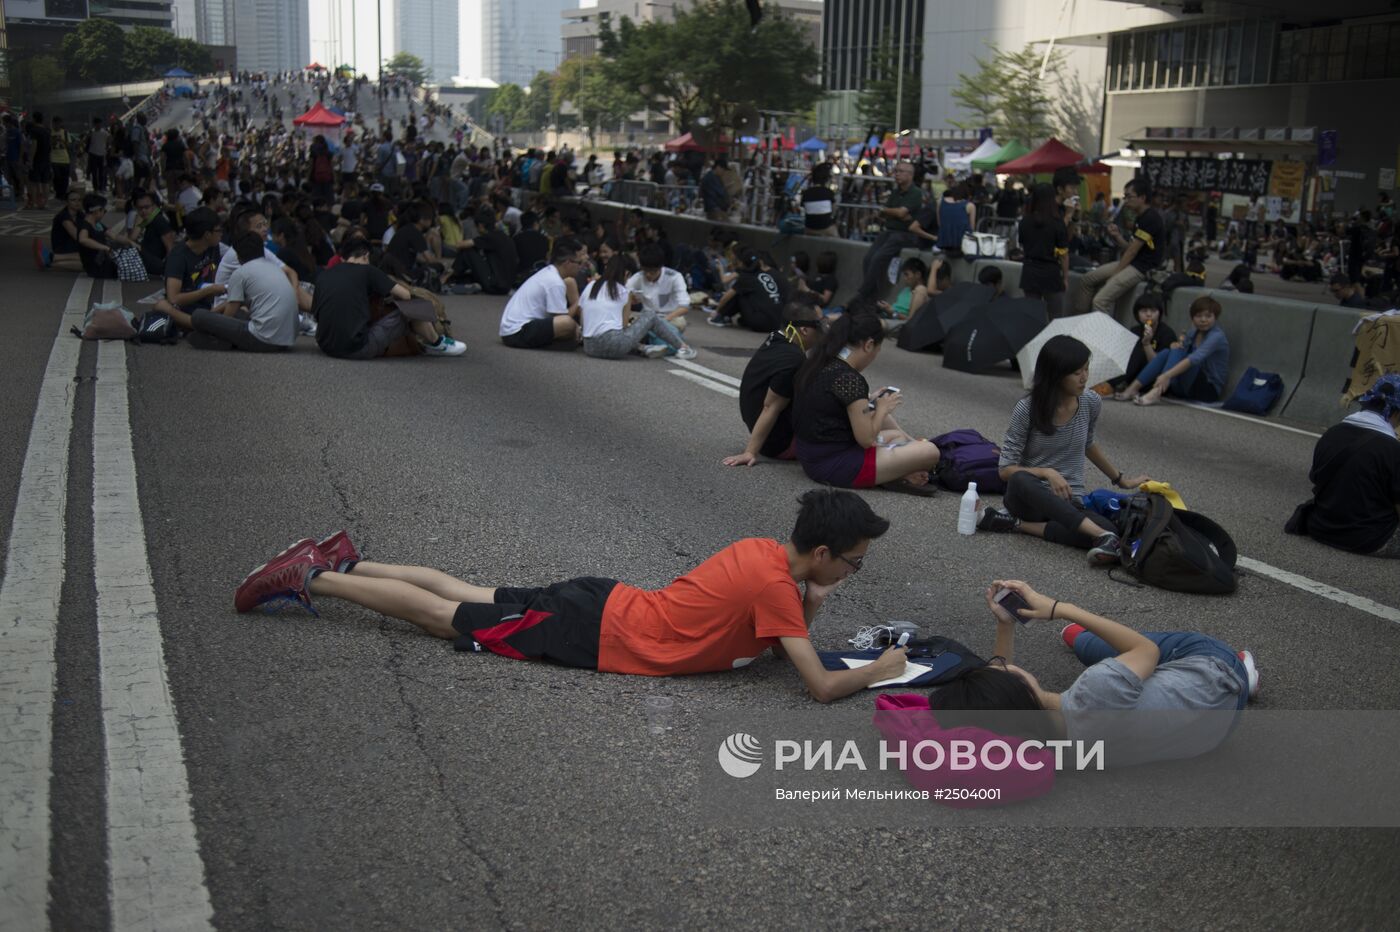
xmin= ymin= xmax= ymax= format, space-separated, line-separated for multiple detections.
xmin=113 ymin=246 xmax=149 ymax=282
xmin=931 ymin=429 xmax=1006 ymax=493
xmin=74 ymin=300 xmax=138 ymax=340
xmin=1221 ymin=367 xmax=1284 ymax=415
xmin=1114 ymin=492 xmax=1238 ymax=594
xmin=960 ymin=232 xmax=1007 ymax=259
xmin=136 ymin=310 xmax=180 ymax=344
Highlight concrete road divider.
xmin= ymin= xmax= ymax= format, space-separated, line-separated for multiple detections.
xmin=1283 ymin=306 xmax=1364 ymax=428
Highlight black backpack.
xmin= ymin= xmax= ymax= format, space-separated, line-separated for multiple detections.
xmin=1114 ymin=493 xmax=1238 ymax=594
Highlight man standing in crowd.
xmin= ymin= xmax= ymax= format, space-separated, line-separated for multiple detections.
xmin=24 ymin=113 xmax=52 ymax=210
xmin=86 ymin=117 xmax=110 ymax=194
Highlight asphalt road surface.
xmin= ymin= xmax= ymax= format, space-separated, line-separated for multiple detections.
xmin=2 ymin=236 xmax=1399 ymax=931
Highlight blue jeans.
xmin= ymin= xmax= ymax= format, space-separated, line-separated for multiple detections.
xmin=1071 ymin=630 xmax=1249 ymax=709
xmin=1134 ymin=346 xmax=1198 ymax=394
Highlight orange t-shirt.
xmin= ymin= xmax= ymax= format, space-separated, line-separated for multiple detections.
xmin=598 ymin=538 xmax=809 ymax=676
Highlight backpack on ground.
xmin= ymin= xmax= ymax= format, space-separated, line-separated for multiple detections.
xmin=72 ymin=301 xmax=138 ymax=340
xmin=1113 ymin=492 xmax=1238 ymax=594
xmin=136 ymin=310 xmax=180 ymax=344
xmin=931 ymin=429 xmax=1006 ymax=493
xmin=1221 ymin=367 xmax=1284 ymax=415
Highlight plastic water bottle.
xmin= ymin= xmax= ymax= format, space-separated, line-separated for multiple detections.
xmin=958 ymin=482 xmax=980 ymax=536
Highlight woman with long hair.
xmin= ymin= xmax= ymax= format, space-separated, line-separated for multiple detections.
xmin=790 ymin=306 xmax=941 ymax=494
xmin=1018 ymin=182 xmax=1070 ymax=318
xmin=980 ymin=335 xmax=1152 ymax=562
xmin=580 ymin=253 xmax=697 ymax=361
xmin=271 ymin=216 xmax=317 ymax=283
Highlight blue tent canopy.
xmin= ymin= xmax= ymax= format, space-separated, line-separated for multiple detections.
xmin=797 ymin=136 xmax=827 ymax=152
xmin=847 ymin=135 xmax=881 ymax=157
xmin=164 ymin=67 xmax=194 ymax=78
xmin=171 ymin=85 xmax=194 ymax=97
xmin=739 ymin=136 xmax=759 ymax=145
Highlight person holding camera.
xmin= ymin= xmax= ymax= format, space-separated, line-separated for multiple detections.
xmin=924 ymin=579 xmax=1259 ymax=766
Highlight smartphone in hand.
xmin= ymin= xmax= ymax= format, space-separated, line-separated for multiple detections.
xmin=994 ymin=587 xmax=1033 ymax=623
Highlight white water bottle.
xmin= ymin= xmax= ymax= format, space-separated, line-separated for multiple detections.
xmin=958 ymin=482 xmax=980 ymax=536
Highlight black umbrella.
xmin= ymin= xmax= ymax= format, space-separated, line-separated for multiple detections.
xmin=941 ymin=297 xmax=1049 ymax=373
xmin=896 ymin=282 xmax=994 ymax=352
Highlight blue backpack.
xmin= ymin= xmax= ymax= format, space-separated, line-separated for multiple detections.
xmin=1222 ymin=367 xmax=1284 ymax=415
xmin=931 ymin=429 xmax=1006 ymax=494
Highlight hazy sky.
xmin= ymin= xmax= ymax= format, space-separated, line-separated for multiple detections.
xmin=306 ymin=0 xmax=484 ymax=80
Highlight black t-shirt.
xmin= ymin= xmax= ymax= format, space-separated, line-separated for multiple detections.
xmin=514 ymin=230 xmax=549 ymax=273
xmin=1018 ymin=216 xmax=1069 ymax=293
xmin=801 ymin=185 xmax=836 ymax=230
xmin=794 ymin=358 xmax=869 ymax=445
xmin=365 ymin=207 xmax=391 ymax=240
xmin=28 ymin=124 xmax=51 ymax=165
xmin=734 ymin=270 xmax=787 ymax=332
xmin=739 ymin=333 xmax=806 ymax=458
xmin=164 ymin=242 xmax=222 ymax=308
xmin=1129 ymin=207 xmax=1165 ymax=273
xmin=1339 ymin=292 xmax=1368 ymax=309
xmin=1307 ymin=423 xmax=1400 ymax=553
xmin=140 ymin=211 xmax=174 ymax=262
xmin=1130 ymin=320 xmax=1178 ymax=354
xmin=807 ymin=273 xmax=838 ymax=306
xmin=77 ymin=218 xmax=111 ymax=277
xmin=162 ymin=138 xmax=187 ymax=173
xmin=387 ymin=224 xmax=428 ymax=266
xmin=51 ymin=208 xmax=81 ymax=254
xmin=313 ymin=262 xmax=397 ymax=357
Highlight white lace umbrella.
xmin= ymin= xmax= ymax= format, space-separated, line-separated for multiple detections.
xmin=1015 ymin=313 xmax=1140 ymax=389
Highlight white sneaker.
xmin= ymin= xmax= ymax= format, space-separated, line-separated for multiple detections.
xmin=640 ymin=343 xmax=669 ymax=358
xmin=674 ymin=346 xmax=697 ymax=360
xmin=1237 ymin=650 xmax=1260 ymax=700
xmin=423 ymin=336 xmax=466 ymax=356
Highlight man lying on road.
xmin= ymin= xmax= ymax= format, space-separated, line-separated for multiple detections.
xmin=234 ymin=489 xmax=907 ymax=702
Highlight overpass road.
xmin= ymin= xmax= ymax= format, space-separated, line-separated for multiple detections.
xmin=2 ymin=236 xmax=1398 ymax=930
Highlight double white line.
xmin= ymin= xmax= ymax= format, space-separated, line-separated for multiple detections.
xmin=667 ymin=357 xmax=741 ymax=397
xmin=0 ymin=279 xmax=212 ymax=930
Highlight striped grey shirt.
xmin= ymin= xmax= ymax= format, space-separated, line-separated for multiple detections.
xmin=998 ymin=391 xmax=1101 ymax=498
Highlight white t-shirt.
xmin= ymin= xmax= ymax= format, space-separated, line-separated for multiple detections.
xmin=499 ymin=264 xmax=567 ymax=337
xmin=625 ymin=267 xmax=688 ymax=317
xmin=339 ymin=142 xmax=358 ymax=173
xmin=502 ymin=205 xmax=522 ymax=236
xmin=579 ymin=283 xmax=631 ymax=339
xmin=177 ymin=186 xmax=203 ymax=214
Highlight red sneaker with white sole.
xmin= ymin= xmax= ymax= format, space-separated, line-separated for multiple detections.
xmin=234 ymin=541 xmax=330 ymax=613
xmin=1060 ymin=623 xmax=1087 ymax=649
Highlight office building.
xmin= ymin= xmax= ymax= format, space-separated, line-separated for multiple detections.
xmin=394 ymin=0 xmax=458 ymax=86
xmin=231 ymin=0 xmax=310 ymax=74
xmin=480 ymin=0 xmax=572 ymax=87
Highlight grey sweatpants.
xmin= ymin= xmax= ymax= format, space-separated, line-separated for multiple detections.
xmin=582 ymin=308 xmax=685 ymax=360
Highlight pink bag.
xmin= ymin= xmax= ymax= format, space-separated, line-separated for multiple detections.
xmin=872 ymin=694 xmax=1056 ymax=808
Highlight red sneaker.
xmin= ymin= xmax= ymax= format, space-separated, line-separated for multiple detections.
xmin=316 ymin=530 xmax=360 ymax=573
xmin=238 ymin=537 xmax=316 ymax=585
xmin=1060 ymin=623 xmax=1087 ymax=649
xmin=234 ymin=541 xmax=329 ymax=613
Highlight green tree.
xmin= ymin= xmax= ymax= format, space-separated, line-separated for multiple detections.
xmin=950 ymin=42 xmax=1069 ymax=147
xmin=7 ymin=53 xmax=66 ymax=103
xmin=525 ymin=70 xmax=555 ymax=129
xmin=855 ymin=37 xmax=920 ymax=130
xmin=485 ymin=83 xmax=527 ymax=132
xmin=381 ymin=52 xmax=428 ymax=86
xmin=553 ymin=55 xmax=642 ymax=142
xmin=124 ymin=26 xmax=178 ymax=80
xmin=598 ymin=0 xmax=823 ymax=138
xmin=60 ymin=18 xmax=126 ymax=85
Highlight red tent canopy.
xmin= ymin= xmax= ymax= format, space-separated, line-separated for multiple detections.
xmin=292 ymin=102 xmax=346 ymax=127
xmin=663 ymin=132 xmax=718 ymax=152
xmin=997 ymin=138 xmax=1110 ymax=175
xmin=307 ymin=62 xmax=326 ymax=71
xmin=881 ymin=137 xmax=919 ymax=157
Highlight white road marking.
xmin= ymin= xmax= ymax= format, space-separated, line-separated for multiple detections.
xmin=1237 ymin=556 xmax=1400 ymax=625
xmin=669 ymin=369 xmax=740 ymax=397
xmin=94 ymin=328 xmax=214 ymax=930
xmin=667 ymin=357 xmax=742 ymax=388
xmin=1161 ymin=399 xmax=1323 ymax=439
xmin=0 ymin=277 xmax=88 ymax=931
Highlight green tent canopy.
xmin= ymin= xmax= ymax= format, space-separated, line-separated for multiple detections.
xmin=970 ymin=139 xmax=1031 ymax=172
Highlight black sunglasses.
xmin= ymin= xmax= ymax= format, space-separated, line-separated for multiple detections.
xmin=836 ymin=552 xmax=864 ymax=572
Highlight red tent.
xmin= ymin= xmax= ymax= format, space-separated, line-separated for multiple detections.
xmin=881 ymin=137 xmax=919 ymax=157
xmin=307 ymin=62 xmax=326 ymax=71
xmin=292 ymin=102 xmax=346 ymax=127
xmin=663 ymin=132 xmax=715 ymax=152
xmin=996 ymin=138 xmax=1110 ymax=175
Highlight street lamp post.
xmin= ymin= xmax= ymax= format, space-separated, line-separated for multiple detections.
xmin=535 ymin=48 xmax=562 ymax=148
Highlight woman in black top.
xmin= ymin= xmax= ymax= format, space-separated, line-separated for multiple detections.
xmin=46 ymin=190 xmax=85 ymax=271
xmin=1110 ymin=293 xmax=1178 ymax=395
xmin=1018 ymin=183 xmax=1069 ymax=319
xmin=74 ymin=193 xmax=136 ymax=279
xmin=791 ymin=307 xmax=942 ymax=494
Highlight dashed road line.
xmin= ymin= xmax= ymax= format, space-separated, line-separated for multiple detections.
xmin=668 ymin=356 xmax=742 ymax=388
xmin=669 ymin=368 xmax=739 ymax=397
xmin=0 ymin=277 xmax=88 ymax=931
xmin=94 ymin=287 xmax=213 ymax=931
xmin=1237 ymin=556 xmax=1400 ymax=625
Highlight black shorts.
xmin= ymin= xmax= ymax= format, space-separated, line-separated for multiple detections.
xmin=500 ymin=316 xmax=557 ymax=349
xmin=451 ymin=576 xmax=618 ymax=668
